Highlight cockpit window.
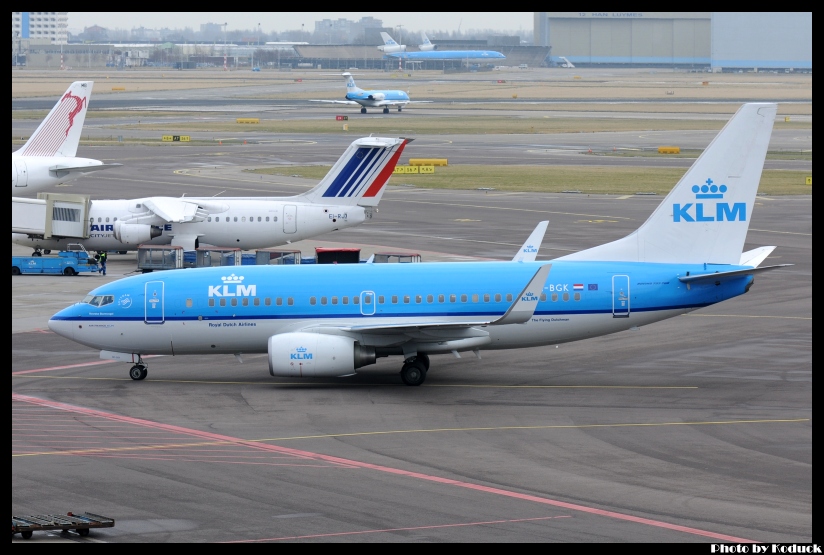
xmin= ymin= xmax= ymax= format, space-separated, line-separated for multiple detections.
xmin=84 ymin=295 xmax=114 ymax=307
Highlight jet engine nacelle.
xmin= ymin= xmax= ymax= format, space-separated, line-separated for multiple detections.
xmin=268 ymin=332 xmax=376 ymax=378
xmin=378 ymin=44 xmax=406 ymax=53
xmin=113 ymin=221 xmax=162 ymax=244
xmin=368 ymin=93 xmax=386 ymax=101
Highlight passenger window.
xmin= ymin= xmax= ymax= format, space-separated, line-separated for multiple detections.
xmin=106 ymin=217 xmax=110 ymax=222
xmin=242 ymin=298 xmax=248 ymax=306
xmin=186 ymin=299 xmax=193 ymax=308
xmin=274 ymin=216 xmax=278 ymax=222
xmin=234 ymin=217 xmax=238 ymax=222
xmin=392 ymin=295 xmax=398 ymax=304
xmin=574 ymin=292 xmax=581 ymax=301
xmin=483 ymin=294 xmax=490 ymax=302
xmin=287 ymin=297 xmax=294 ymax=306
xmin=220 ymin=299 xmax=226 ymax=307
xmin=209 ymin=299 xmax=215 ymax=307
xmin=342 ymin=296 xmax=348 ymax=305
xmin=450 ymin=294 xmax=456 ymax=303
xmin=215 ymin=217 xmax=219 ymax=222
xmin=403 ymin=295 xmax=410 ymax=304
xmin=563 ymin=292 xmax=570 ymax=302
xmin=471 ymin=294 xmax=478 ymax=303
xmin=438 ymin=294 xmax=445 ymax=303
xmin=208 ymin=217 xmax=212 ymax=222
xmin=310 ymin=297 xmax=316 ymax=305
xmin=265 ymin=298 xmax=272 ymax=306
xmin=377 ymin=296 xmax=384 ymax=304
xmin=242 ymin=216 xmax=246 ymax=222
xmin=231 ymin=298 xmax=238 ymax=307
xmin=321 ymin=297 xmax=327 ymax=305
xmin=461 ymin=294 xmax=468 ymax=302
xmin=427 ymin=295 xmax=434 ymax=303
xmin=258 ymin=217 xmax=262 ymax=222
xmin=332 ymin=296 xmax=339 ymax=305
xmin=540 ymin=293 xmax=547 ymax=301
xmin=353 ymin=296 xmax=359 ymax=305
xmin=265 ymin=217 xmax=269 ymax=222
xmin=552 ymin=293 xmax=558 ymax=302
xmin=254 ymin=298 xmax=260 ymax=306
xmin=413 ymin=295 xmax=420 ymax=303
xmin=506 ymin=294 xmax=513 ymax=302
xmin=275 ymin=298 xmax=282 ymax=306
xmin=363 ymin=294 xmax=372 ymax=305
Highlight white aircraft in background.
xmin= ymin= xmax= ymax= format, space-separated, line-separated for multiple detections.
xmin=557 ymin=56 xmax=575 ymax=68
xmin=310 ymin=73 xmax=431 ymax=114
xmin=12 ymin=81 xmax=120 ymax=196
xmin=13 ymin=137 xmax=410 ymax=253
xmin=418 ymin=32 xmax=436 ymax=51
xmin=48 ymin=104 xmax=790 ymax=387
xmin=377 ymin=32 xmax=406 ymax=53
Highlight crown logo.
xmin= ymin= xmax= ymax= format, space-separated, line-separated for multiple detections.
xmin=296 ymin=347 xmax=307 ymax=353
xmin=692 ymin=178 xmax=727 ymax=199
xmin=221 ymin=274 xmax=244 ymax=284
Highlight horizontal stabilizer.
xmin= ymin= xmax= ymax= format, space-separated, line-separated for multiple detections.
xmin=739 ymin=246 xmax=776 ymax=267
xmin=49 ymin=163 xmax=122 ymax=174
xmin=678 ymin=264 xmax=792 ymax=284
xmin=513 ymin=221 xmax=548 ymax=262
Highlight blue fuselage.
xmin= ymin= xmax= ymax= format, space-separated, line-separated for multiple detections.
xmin=49 ymin=260 xmax=752 ymax=356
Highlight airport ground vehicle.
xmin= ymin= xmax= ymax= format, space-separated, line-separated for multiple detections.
xmin=12 ymin=512 xmax=115 ymax=539
xmin=12 ymin=243 xmax=98 ymax=276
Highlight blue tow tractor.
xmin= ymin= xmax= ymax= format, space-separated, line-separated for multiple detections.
xmin=12 ymin=243 xmax=99 ymax=276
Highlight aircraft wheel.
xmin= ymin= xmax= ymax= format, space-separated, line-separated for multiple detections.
xmin=77 ymin=528 xmax=90 ymax=537
xmin=398 ymin=106 xmax=403 ymax=112
xmin=43 ymin=249 xmax=51 ymax=254
xmin=32 ymin=251 xmax=42 ymax=257
xmin=400 ymin=360 xmax=427 ymax=386
xmin=21 ymin=531 xmax=33 ymax=539
xmin=63 ymin=267 xmax=76 ymax=276
xmin=129 ymin=365 xmax=147 ymax=381
xmin=360 ymin=107 xmax=367 ymax=114
xmin=415 ymin=353 xmax=430 ymax=370
xmin=12 ymin=266 xmax=21 ymax=276
xmin=383 ymin=107 xmax=389 ymax=114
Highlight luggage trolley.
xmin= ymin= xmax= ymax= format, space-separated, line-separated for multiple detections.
xmin=12 ymin=512 xmax=115 ymax=539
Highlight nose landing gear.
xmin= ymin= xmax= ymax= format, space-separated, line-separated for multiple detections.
xmin=129 ymin=357 xmax=148 ymax=380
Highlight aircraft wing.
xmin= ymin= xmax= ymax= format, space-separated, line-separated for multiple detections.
xmin=141 ymin=198 xmax=207 ymax=223
xmin=295 ymin=265 xmax=552 ymax=341
xmin=309 ymin=100 xmax=359 ymax=105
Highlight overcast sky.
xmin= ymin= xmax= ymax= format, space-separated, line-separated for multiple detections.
xmin=67 ymin=13 xmax=533 ymax=35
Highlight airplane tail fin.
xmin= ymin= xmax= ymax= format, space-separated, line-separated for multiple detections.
xmin=558 ymin=103 xmax=777 ymax=265
xmin=380 ymin=32 xmax=397 ymax=46
xmin=342 ymin=72 xmax=362 ymax=93
xmin=17 ymin=81 xmax=93 ymax=157
xmin=299 ymin=137 xmax=410 ymax=207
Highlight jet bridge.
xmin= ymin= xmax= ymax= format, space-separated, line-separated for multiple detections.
xmin=12 ymin=193 xmax=91 ymax=240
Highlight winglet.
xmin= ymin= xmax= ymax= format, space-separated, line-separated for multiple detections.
xmin=491 ymin=264 xmax=552 ymax=325
xmin=512 ymin=221 xmax=548 ymax=262
xmin=17 ymin=81 xmax=93 ymax=157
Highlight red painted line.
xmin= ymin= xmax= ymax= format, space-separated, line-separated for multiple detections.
xmin=225 ymin=515 xmax=572 ymax=543
xmin=12 ymin=394 xmax=758 ymax=542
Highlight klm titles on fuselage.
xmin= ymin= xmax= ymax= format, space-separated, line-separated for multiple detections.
xmin=673 ymin=180 xmax=746 ymax=223
xmin=208 ymin=274 xmax=256 ymax=297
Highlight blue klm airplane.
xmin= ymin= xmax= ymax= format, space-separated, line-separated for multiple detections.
xmin=49 ymin=104 xmax=788 ymax=386
xmin=310 ymin=72 xmax=431 ymax=114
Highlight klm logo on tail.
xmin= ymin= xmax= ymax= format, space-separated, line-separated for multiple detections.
xmin=673 ymin=179 xmax=746 ymax=223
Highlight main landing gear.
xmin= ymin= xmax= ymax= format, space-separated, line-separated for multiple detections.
xmin=400 ymin=353 xmax=430 ymax=386
xmin=360 ymin=107 xmax=367 ymax=114
xmin=382 ymin=107 xmax=390 ymax=114
xmin=398 ymin=106 xmax=403 ymax=112
xmin=129 ymin=357 xmax=148 ymax=381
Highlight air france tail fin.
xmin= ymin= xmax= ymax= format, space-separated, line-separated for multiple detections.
xmin=559 ymin=103 xmax=777 ymax=265
xmin=300 ymin=137 xmax=410 ymax=206
xmin=17 ymin=81 xmax=93 ymax=157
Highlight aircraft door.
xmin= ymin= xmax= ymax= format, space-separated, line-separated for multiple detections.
xmin=144 ymin=280 xmax=165 ymax=324
xmin=360 ymin=291 xmax=375 ymax=316
xmin=612 ymin=275 xmax=630 ymax=318
xmin=14 ymin=159 xmax=27 ymax=188
xmin=284 ymin=205 xmax=297 ymax=234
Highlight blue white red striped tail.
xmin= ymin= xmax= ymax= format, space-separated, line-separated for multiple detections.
xmin=17 ymin=81 xmax=93 ymax=158
xmin=301 ymin=137 xmax=410 ymax=207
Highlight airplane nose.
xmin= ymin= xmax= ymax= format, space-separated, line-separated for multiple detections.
xmin=48 ymin=310 xmax=74 ymax=340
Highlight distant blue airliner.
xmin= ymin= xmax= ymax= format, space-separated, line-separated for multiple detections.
xmin=385 ymin=50 xmax=506 ymax=62
xmin=49 ymin=104 xmax=788 ymax=386
xmin=310 ymin=72 xmax=431 ymax=114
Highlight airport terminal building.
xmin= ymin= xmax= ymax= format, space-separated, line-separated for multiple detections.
xmin=534 ymin=12 xmax=812 ymax=72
